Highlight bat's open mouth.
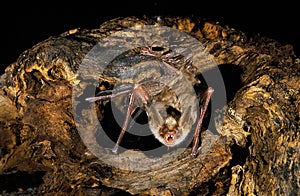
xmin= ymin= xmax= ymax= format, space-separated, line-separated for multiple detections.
xmin=164 ymin=132 xmax=176 ymax=145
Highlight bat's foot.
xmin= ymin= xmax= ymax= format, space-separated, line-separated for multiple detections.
xmin=191 ymin=145 xmax=202 ymax=157
xmin=111 ymin=144 xmax=119 ymax=154
xmin=190 ymin=152 xmax=197 ymax=158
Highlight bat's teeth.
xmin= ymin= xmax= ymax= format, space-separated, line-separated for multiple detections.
xmin=164 ymin=132 xmax=175 ymax=145
xmin=167 ymin=135 xmax=173 ymax=141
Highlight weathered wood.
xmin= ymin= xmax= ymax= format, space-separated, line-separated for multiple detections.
xmin=0 ymin=16 xmax=299 ymax=195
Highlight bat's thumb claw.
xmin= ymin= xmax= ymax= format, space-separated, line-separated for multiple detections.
xmin=207 ymin=87 xmax=214 ymax=93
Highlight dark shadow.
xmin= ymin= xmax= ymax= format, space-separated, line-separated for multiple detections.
xmin=229 ymin=138 xmax=251 ymax=166
xmin=217 ymin=64 xmax=244 ymax=104
xmin=96 ymin=102 xmax=166 ymax=155
xmin=197 ymin=63 xmax=243 ymax=112
xmin=0 ymin=171 xmax=46 ymax=193
xmin=190 ymin=64 xmax=244 ymax=148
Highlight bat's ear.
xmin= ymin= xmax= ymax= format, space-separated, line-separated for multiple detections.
xmin=179 ymin=106 xmax=194 ymax=126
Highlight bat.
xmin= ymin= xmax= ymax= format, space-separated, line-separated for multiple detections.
xmin=85 ymin=46 xmax=213 ymax=157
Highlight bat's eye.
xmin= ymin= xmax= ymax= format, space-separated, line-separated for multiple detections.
xmin=164 ymin=132 xmax=176 ymax=145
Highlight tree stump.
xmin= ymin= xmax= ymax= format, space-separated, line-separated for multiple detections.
xmin=0 ymin=16 xmax=299 ymax=195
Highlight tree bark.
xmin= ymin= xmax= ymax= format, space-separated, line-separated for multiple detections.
xmin=0 ymin=16 xmax=299 ymax=195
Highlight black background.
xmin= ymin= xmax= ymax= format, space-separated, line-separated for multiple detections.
xmin=1 ymin=1 xmax=299 ymax=74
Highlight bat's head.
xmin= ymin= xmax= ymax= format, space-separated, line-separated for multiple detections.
xmin=147 ymin=101 xmax=197 ymax=147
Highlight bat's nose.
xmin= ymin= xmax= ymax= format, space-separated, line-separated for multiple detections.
xmin=164 ymin=132 xmax=176 ymax=145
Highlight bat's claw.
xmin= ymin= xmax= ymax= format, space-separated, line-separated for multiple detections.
xmin=111 ymin=145 xmax=119 ymax=154
xmin=190 ymin=150 xmax=199 ymax=158
xmin=191 ymin=143 xmax=204 ymax=157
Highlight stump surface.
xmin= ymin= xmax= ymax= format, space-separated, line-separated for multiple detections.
xmin=0 ymin=16 xmax=299 ymax=195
